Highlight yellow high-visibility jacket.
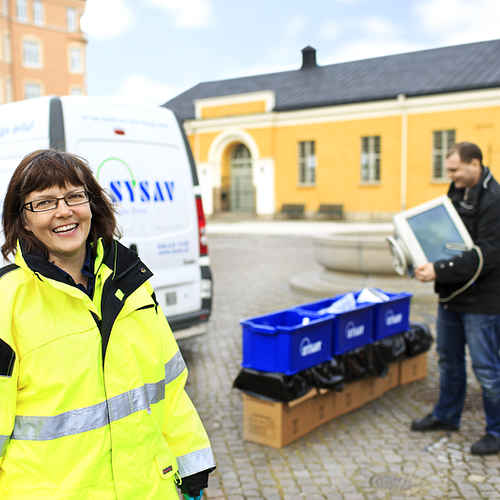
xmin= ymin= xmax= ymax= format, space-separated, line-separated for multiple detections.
xmin=0 ymin=239 xmax=215 ymax=499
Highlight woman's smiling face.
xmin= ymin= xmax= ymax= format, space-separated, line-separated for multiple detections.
xmin=23 ymin=184 xmax=92 ymax=266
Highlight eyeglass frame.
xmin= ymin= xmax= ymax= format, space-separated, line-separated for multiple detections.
xmin=22 ymin=190 xmax=91 ymax=213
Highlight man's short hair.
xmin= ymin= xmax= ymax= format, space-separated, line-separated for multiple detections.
xmin=447 ymin=142 xmax=483 ymax=165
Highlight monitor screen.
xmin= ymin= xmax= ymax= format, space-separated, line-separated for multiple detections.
xmin=406 ymin=204 xmax=468 ymax=263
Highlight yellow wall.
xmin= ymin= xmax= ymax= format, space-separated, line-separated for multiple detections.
xmin=273 ymin=116 xmax=402 ymax=213
xmin=200 ymin=100 xmax=266 ymax=119
xmin=188 ymin=99 xmax=500 ymax=216
xmin=406 ymin=106 xmax=500 ymax=207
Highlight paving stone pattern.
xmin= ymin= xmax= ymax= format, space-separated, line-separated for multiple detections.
xmin=177 ymin=235 xmax=500 ymax=500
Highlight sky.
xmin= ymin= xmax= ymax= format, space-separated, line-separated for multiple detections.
xmin=80 ymin=0 xmax=500 ymax=107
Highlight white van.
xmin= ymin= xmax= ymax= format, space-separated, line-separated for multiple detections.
xmin=0 ymin=95 xmax=212 ymax=339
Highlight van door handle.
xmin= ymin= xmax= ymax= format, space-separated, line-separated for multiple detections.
xmin=183 ymin=259 xmax=195 ymax=265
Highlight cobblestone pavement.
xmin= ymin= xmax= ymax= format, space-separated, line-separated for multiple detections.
xmin=177 ymin=233 xmax=500 ymax=500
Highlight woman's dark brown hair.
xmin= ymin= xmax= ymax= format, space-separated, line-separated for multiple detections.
xmin=2 ymin=149 xmax=121 ymax=261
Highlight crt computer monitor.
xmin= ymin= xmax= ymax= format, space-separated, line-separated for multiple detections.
xmin=389 ymin=195 xmax=473 ymax=276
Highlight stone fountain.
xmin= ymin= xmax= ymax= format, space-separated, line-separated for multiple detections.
xmin=290 ymin=225 xmax=434 ymax=297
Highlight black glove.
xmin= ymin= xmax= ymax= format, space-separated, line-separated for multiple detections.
xmin=180 ymin=467 xmax=216 ymax=497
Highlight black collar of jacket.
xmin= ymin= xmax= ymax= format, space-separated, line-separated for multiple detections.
xmin=98 ymin=240 xmax=154 ymax=362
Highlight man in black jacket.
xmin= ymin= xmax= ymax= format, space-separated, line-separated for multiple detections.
xmin=411 ymin=142 xmax=500 ymax=455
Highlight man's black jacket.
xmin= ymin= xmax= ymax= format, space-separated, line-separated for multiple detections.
xmin=434 ymin=167 xmax=500 ymax=314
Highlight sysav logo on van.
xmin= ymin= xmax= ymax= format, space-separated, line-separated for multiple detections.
xmin=345 ymin=321 xmax=365 ymax=339
xmin=385 ymin=309 xmax=403 ymax=326
xmin=299 ymin=337 xmax=323 ymax=357
xmin=96 ymin=157 xmax=175 ymax=204
xmin=109 ymin=180 xmax=175 ymax=203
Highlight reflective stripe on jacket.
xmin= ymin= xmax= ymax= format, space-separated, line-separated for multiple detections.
xmin=0 ymin=239 xmax=215 ymax=499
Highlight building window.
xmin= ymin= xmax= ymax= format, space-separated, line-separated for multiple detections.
xmin=70 ymin=86 xmax=83 ymax=96
xmin=16 ymin=0 xmax=27 ymax=21
xmin=3 ymin=33 xmax=11 ymax=63
xmin=24 ymin=82 xmax=41 ymax=99
xmin=432 ymin=130 xmax=455 ymax=179
xmin=23 ymin=39 xmax=40 ymax=67
xmin=298 ymin=140 xmax=316 ymax=185
xmin=69 ymin=46 xmax=82 ymax=73
xmin=0 ymin=78 xmax=3 ymax=104
xmin=361 ymin=136 xmax=380 ymax=182
xmin=5 ymin=77 xmax=13 ymax=102
xmin=2 ymin=0 xmax=8 ymax=15
xmin=33 ymin=0 xmax=43 ymax=25
xmin=67 ymin=7 xmax=76 ymax=31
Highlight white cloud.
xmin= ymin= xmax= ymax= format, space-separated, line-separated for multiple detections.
xmin=320 ymin=20 xmax=342 ymax=41
xmin=107 ymin=74 xmax=182 ymax=106
xmin=415 ymin=0 xmax=500 ymax=45
xmin=361 ymin=16 xmax=398 ymax=37
xmin=283 ymin=13 xmax=308 ymax=39
xmin=145 ymin=0 xmax=212 ymax=28
xmin=321 ymin=39 xmax=431 ymax=65
xmin=80 ymin=0 xmax=134 ymax=40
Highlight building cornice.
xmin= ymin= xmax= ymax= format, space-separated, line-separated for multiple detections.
xmin=184 ymin=88 xmax=500 ymax=134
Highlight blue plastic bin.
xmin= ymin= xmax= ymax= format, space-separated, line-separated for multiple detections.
xmin=373 ymin=291 xmax=412 ymax=340
xmin=240 ymin=309 xmax=334 ymax=375
xmin=294 ymin=292 xmax=375 ymax=355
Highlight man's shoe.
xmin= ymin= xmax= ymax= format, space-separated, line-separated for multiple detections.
xmin=411 ymin=413 xmax=459 ymax=432
xmin=471 ymin=434 xmax=500 ymax=455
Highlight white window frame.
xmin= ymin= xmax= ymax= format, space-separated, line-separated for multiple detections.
xmin=3 ymin=33 xmax=11 ymax=63
xmin=5 ymin=77 xmax=13 ymax=103
xmin=22 ymin=39 xmax=41 ymax=68
xmin=360 ymin=135 xmax=381 ymax=183
xmin=298 ymin=140 xmax=316 ymax=186
xmin=33 ymin=0 xmax=43 ymax=25
xmin=24 ymin=81 xmax=42 ymax=99
xmin=16 ymin=0 xmax=27 ymax=21
xmin=69 ymin=85 xmax=83 ymax=96
xmin=2 ymin=0 xmax=8 ymax=15
xmin=67 ymin=7 xmax=76 ymax=31
xmin=432 ymin=130 xmax=456 ymax=180
xmin=69 ymin=46 xmax=82 ymax=73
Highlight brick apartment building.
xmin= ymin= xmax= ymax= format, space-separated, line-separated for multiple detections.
xmin=0 ymin=0 xmax=86 ymax=103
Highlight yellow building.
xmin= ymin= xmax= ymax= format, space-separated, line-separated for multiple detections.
xmin=0 ymin=0 xmax=86 ymax=103
xmin=165 ymin=41 xmax=500 ymax=220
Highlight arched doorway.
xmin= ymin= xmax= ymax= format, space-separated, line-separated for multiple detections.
xmin=229 ymin=143 xmax=254 ymax=212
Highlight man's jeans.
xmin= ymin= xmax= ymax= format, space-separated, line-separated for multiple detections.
xmin=433 ymin=305 xmax=500 ymax=437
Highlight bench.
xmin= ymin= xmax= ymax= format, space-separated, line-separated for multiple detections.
xmin=278 ymin=203 xmax=305 ymax=219
xmin=316 ymin=204 xmax=344 ymax=220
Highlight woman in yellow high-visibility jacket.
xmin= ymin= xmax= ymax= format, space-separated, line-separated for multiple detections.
xmin=0 ymin=150 xmax=215 ymax=500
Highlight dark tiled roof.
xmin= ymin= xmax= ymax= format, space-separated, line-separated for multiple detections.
xmin=164 ymin=39 xmax=500 ymax=121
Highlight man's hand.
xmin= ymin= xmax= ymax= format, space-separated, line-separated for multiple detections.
xmin=414 ymin=263 xmax=436 ymax=282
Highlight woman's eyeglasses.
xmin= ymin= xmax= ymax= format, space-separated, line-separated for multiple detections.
xmin=22 ymin=191 xmax=90 ymax=213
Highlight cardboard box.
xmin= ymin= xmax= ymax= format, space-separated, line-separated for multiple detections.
xmin=362 ymin=376 xmax=387 ymax=403
xmin=334 ymin=379 xmax=365 ymax=417
xmin=242 ymin=358 xmax=411 ymax=448
xmin=399 ymin=352 xmax=428 ymax=385
xmin=382 ymin=362 xmax=400 ymax=392
xmin=243 ymin=389 xmax=332 ymax=448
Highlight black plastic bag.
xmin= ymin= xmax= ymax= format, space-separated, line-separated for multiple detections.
xmin=309 ymin=358 xmax=345 ymax=391
xmin=232 ymin=367 xmax=315 ymax=402
xmin=374 ymin=332 xmax=408 ymax=363
xmin=362 ymin=342 xmax=389 ymax=378
xmin=405 ymin=322 xmax=434 ymax=357
xmin=341 ymin=348 xmax=370 ymax=382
